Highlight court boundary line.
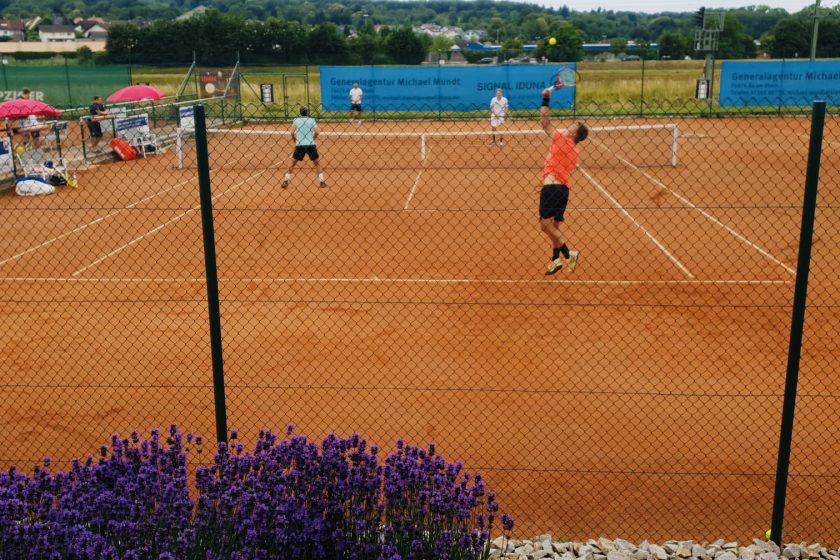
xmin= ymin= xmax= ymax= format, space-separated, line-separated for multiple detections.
xmin=71 ymin=170 xmax=270 ymax=277
xmin=578 ymin=166 xmax=695 ymax=279
xmin=0 ymin=276 xmax=792 ymax=286
xmin=590 ymin=138 xmax=796 ymax=276
xmin=0 ymin=178 xmax=194 ymax=269
xmin=403 ymin=146 xmax=430 ymax=210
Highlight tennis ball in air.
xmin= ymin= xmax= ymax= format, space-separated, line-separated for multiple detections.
xmin=549 ymin=37 xmax=557 ymax=46
xmin=765 ymin=529 xmax=772 ymax=540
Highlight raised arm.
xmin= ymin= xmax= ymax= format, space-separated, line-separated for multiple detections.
xmin=540 ymin=88 xmax=555 ymax=137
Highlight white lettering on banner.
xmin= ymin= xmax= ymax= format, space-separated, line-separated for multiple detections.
xmin=115 ymin=114 xmax=150 ymax=136
xmin=1 ymin=90 xmax=45 ymax=101
xmin=179 ymin=106 xmax=195 ymax=133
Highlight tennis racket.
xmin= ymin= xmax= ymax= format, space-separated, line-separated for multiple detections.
xmin=550 ymin=66 xmax=582 ymax=89
xmin=57 ymin=167 xmax=78 ymax=188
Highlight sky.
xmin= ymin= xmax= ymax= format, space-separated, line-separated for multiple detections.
xmin=528 ymin=0 xmax=832 ymax=14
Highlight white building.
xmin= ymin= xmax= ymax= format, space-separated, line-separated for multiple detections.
xmin=38 ymin=25 xmax=76 ymax=42
xmin=0 ymin=20 xmax=25 ymax=41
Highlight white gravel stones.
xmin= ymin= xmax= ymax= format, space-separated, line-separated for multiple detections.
xmin=489 ymin=538 xmax=840 ymax=560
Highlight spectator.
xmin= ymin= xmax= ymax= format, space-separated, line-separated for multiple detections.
xmin=87 ymin=95 xmax=113 ymax=152
xmin=15 ymin=89 xmax=48 ymax=149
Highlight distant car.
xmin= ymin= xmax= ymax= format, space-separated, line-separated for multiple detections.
xmin=505 ymin=56 xmax=538 ymax=64
xmin=623 ymin=54 xmax=641 ymax=61
xmin=475 ymin=57 xmax=495 ymax=64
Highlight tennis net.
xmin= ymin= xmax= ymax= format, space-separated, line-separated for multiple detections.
xmin=174 ymin=123 xmax=678 ymax=172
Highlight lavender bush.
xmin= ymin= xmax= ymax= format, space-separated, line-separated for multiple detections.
xmin=0 ymin=425 xmax=512 ymax=560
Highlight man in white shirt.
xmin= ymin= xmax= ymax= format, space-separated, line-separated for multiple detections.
xmin=489 ymin=88 xmax=509 ymax=146
xmin=348 ymin=81 xmax=364 ymax=125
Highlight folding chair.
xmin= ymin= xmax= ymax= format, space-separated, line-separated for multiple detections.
xmin=43 ymin=121 xmax=69 ymax=155
xmin=124 ymin=128 xmax=159 ymax=157
xmin=117 ymin=114 xmax=159 ymax=157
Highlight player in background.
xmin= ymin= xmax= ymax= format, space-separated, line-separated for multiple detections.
xmin=349 ymin=81 xmax=364 ymax=126
xmin=282 ymin=106 xmax=327 ymax=188
xmin=489 ymin=88 xmax=509 ymax=146
xmin=539 ymin=86 xmax=588 ymax=275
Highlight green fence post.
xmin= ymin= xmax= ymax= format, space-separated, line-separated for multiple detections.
xmin=640 ymin=58 xmax=645 ymax=117
xmin=769 ymin=100 xmax=826 ymax=546
xmin=80 ymin=118 xmax=88 ymax=160
xmin=193 ymin=103 xmax=229 ymax=446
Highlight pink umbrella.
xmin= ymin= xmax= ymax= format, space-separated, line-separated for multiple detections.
xmin=107 ymin=84 xmax=167 ymax=102
xmin=0 ymin=99 xmax=62 ymax=119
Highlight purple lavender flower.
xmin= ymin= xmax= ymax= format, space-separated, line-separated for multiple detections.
xmin=0 ymin=426 xmax=511 ymax=560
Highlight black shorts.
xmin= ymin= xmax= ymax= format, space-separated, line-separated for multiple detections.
xmin=87 ymin=121 xmax=103 ymax=138
xmin=293 ymin=145 xmax=319 ymax=161
xmin=539 ymin=184 xmax=570 ymax=221
xmin=350 ymin=103 xmax=362 ymax=112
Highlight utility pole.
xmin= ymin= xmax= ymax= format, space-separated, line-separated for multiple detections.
xmin=810 ymin=0 xmax=821 ymax=61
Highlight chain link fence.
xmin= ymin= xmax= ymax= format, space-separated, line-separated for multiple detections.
xmin=0 ymin=97 xmax=837 ymax=545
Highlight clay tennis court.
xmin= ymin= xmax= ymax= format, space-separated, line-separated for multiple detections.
xmin=0 ymin=115 xmax=838 ymax=541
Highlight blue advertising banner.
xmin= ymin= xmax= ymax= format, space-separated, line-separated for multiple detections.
xmin=719 ymin=60 xmax=840 ymax=107
xmin=320 ymin=65 xmax=576 ymax=111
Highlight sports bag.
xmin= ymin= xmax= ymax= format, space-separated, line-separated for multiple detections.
xmin=16 ymin=176 xmax=55 ymax=196
xmin=110 ymin=138 xmax=138 ymax=161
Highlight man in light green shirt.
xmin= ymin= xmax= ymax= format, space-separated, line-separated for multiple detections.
xmin=282 ymin=106 xmax=326 ymax=188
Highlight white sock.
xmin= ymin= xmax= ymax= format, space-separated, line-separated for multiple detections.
xmin=284 ymin=173 xmax=292 ymax=181
xmin=318 ymin=173 xmax=325 ymax=181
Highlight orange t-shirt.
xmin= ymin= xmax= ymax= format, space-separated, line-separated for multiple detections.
xmin=543 ymin=129 xmax=579 ymax=186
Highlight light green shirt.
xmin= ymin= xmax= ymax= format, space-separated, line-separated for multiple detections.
xmin=292 ymin=116 xmax=317 ymax=146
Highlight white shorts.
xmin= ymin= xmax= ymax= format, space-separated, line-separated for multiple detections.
xmin=490 ymin=116 xmax=505 ymax=128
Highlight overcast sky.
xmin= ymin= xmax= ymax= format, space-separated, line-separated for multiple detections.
xmin=528 ymin=0 xmax=830 ymax=14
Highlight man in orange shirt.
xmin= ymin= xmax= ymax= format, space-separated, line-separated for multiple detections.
xmin=539 ymin=86 xmax=588 ymax=275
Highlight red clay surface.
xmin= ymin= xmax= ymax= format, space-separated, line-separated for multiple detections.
xmin=0 ymin=116 xmax=838 ymax=543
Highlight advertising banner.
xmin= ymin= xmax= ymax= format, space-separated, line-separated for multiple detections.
xmin=719 ymin=60 xmax=840 ymax=107
xmin=320 ymin=64 xmax=576 ymax=111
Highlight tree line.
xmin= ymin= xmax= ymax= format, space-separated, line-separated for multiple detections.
xmin=103 ymin=5 xmax=840 ymax=67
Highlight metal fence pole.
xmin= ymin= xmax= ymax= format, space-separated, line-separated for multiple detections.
xmin=194 ymin=103 xmax=229 ymax=445
xmin=640 ymin=58 xmax=646 ymax=117
xmin=64 ymin=58 xmax=73 ymax=106
xmin=769 ymin=100 xmax=826 ymax=545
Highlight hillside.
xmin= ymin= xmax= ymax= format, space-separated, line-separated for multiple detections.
xmin=0 ymin=0 xmax=801 ymax=43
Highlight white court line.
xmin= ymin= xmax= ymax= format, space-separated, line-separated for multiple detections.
xmin=403 ymin=146 xmax=430 ymax=210
xmin=591 ymin=138 xmax=796 ymax=276
xmin=71 ymin=170 xmax=270 ymax=277
xmin=0 ymin=179 xmax=194 ymax=269
xmin=578 ymin=166 xmax=695 ymax=279
xmin=0 ymin=277 xmax=791 ymax=286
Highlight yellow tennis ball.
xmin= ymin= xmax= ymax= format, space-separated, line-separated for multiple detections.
xmin=549 ymin=37 xmax=557 ymax=46
xmin=765 ymin=529 xmax=772 ymax=539
xmin=15 ymin=145 xmax=26 ymax=154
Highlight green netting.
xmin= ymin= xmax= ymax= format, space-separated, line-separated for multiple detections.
xmin=0 ymin=64 xmax=131 ymax=109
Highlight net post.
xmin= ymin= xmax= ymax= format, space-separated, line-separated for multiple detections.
xmin=770 ymin=100 xmax=825 ymax=546
xmin=194 ymin=103 xmax=229 ymax=446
